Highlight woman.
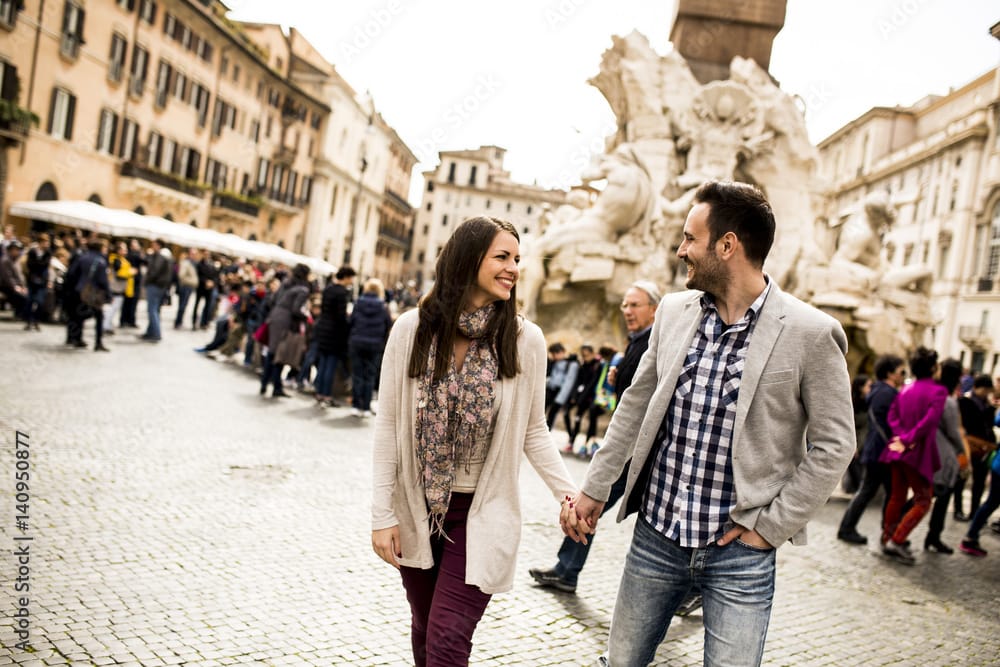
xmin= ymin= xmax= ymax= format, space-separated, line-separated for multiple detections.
xmin=371 ymin=217 xmax=576 ymax=667
xmin=348 ymin=277 xmax=393 ymax=417
xmin=880 ymin=347 xmax=946 ymax=565
xmin=259 ymin=263 xmax=311 ymax=398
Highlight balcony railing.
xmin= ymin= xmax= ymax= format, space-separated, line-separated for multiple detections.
xmin=977 ymin=277 xmax=994 ymax=293
xmin=211 ymin=191 xmax=260 ymax=217
xmin=59 ymin=34 xmax=81 ymax=59
xmin=958 ymin=325 xmax=992 ymax=350
xmin=120 ymin=161 xmax=206 ymax=198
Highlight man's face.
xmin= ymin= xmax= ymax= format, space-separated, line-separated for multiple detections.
xmin=677 ymin=202 xmax=729 ymax=295
xmin=887 ymin=365 xmax=907 ymax=389
xmin=620 ymin=287 xmax=656 ymax=333
xmin=580 ymin=348 xmax=594 ymax=363
xmin=973 ymin=386 xmax=991 ymax=400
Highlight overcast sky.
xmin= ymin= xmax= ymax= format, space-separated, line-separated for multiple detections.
xmin=228 ymin=0 xmax=1000 ymax=198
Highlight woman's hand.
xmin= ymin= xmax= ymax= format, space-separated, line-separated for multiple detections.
xmin=372 ymin=526 xmax=402 ymax=569
xmin=887 ymin=437 xmax=907 ymax=454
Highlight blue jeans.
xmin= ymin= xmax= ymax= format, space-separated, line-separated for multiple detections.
xmin=26 ymin=284 xmax=47 ymax=324
xmin=144 ymin=285 xmax=165 ymax=340
xmin=608 ymin=516 xmax=775 ymax=667
xmin=174 ymin=286 xmax=193 ymax=328
xmin=967 ymin=469 xmax=1000 ymax=540
xmin=315 ymin=352 xmax=341 ymax=398
xmin=297 ymin=340 xmax=320 ymax=386
xmin=554 ymin=463 xmax=629 ymax=585
xmin=349 ymin=341 xmax=382 ymax=411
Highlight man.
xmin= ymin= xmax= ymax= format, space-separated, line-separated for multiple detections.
xmin=955 ymin=374 xmax=998 ymax=522
xmin=64 ymin=239 xmax=111 ymax=351
xmin=837 ymin=354 xmax=907 ymax=544
xmin=25 ymin=234 xmax=52 ymax=329
xmin=562 ymin=181 xmax=854 ymax=667
xmin=141 ymin=239 xmax=172 ymax=342
xmin=120 ymin=238 xmax=144 ymax=328
xmin=313 ymin=266 xmax=356 ymax=407
xmin=193 ymin=251 xmax=220 ymax=329
xmin=531 ymin=280 xmax=661 ymax=594
xmin=0 ymin=239 xmax=28 ymax=319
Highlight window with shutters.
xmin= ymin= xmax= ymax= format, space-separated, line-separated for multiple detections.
xmin=0 ymin=0 xmax=23 ymax=28
xmin=154 ymin=60 xmax=171 ymax=109
xmin=120 ymin=118 xmax=138 ymax=160
xmin=116 ymin=0 xmax=134 ymax=11
xmin=147 ymin=131 xmax=162 ymax=167
xmin=172 ymin=71 xmax=187 ymax=102
xmin=139 ymin=0 xmax=156 ymax=25
xmin=0 ymin=60 xmax=17 ymax=102
xmin=108 ymin=33 xmax=127 ymax=83
xmin=257 ymin=157 xmax=270 ymax=190
xmin=60 ymin=2 xmax=85 ymax=60
xmin=47 ymin=88 xmax=75 ymax=140
xmin=96 ymin=109 xmax=118 ymax=154
xmin=129 ymin=45 xmax=148 ymax=97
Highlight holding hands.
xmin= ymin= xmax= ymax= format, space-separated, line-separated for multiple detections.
xmin=560 ymin=493 xmax=604 ymax=544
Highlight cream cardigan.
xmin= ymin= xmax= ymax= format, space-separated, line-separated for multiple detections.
xmin=371 ymin=308 xmax=577 ymax=594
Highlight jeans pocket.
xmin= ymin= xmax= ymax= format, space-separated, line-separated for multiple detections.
xmin=734 ymin=537 xmax=774 ymax=553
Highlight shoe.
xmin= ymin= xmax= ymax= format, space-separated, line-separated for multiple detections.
xmin=559 ymin=442 xmax=574 ymax=454
xmin=194 ymin=347 xmax=207 ymax=353
xmin=351 ymin=407 xmax=364 ymax=417
xmin=923 ymin=538 xmax=954 ymax=554
xmin=882 ymin=540 xmax=916 ymax=565
xmin=32 ymin=322 xmax=40 ymax=331
xmin=990 ymin=521 xmax=1000 ymax=535
xmin=259 ymin=385 xmax=267 ymax=396
xmin=72 ymin=340 xmax=87 ymax=348
xmin=94 ymin=344 xmax=110 ymax=352
xmin=104 ymin=330 xmax=115 ymax=336
xmin=23 ymin=323 xmax=31 ymax=331
xmin=837 ymin=530 xmax=868 ymax=545
xmin=954 ymin=511 xmax=971 ymax=522
xmin=959 ymin=539 xmax=987 ymax=557
xmin=272 ymin=390 xmax=291 ymax=398
xmin=528 ymin=567 xmax=576 ymax=594
xmin=674 ymin=594 xmax=703 ymax=617
xmin=367 ymin=409 xmax=378 ymax=417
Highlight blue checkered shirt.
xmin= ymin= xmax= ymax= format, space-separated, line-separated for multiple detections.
xmin=642 ymin=281 xmax=772 ymax=547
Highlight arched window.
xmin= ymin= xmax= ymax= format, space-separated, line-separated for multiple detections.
xmin=163 ymin=213 xmax=174 ymax=221
xmin=133 ymin=206 xmax=145 ymax=215
xmin=986 ymin=200 xmax=1000 ymax=280
xmin=35 ymin=182 xmax=58 ymax=201
xmin=87 ymin=194 xmax=103 ymax=205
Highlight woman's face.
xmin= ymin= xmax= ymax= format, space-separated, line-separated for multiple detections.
xmin=468 ymin=231 xmax=519 ymax=310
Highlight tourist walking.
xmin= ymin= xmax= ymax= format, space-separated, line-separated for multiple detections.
xmin=348 ymin=277 xmax=392 ymax=416
xmin=371 ymin=216 xmax=575 ymax=667
xmin=880 ymin=347 xmax=946 ymax=565
xmin=561 ymin=181 xmax=854 ymax=666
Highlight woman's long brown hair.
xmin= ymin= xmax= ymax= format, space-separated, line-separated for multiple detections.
xmin=407 ymin=216 xmax=521 ymax=382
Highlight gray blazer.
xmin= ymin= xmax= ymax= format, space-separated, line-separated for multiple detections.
xmin=581 ymin=281 xmax=855 ymax=547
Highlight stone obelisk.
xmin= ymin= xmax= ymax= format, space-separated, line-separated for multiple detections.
xmin=669 ymin=0 xmax=787 ymax=83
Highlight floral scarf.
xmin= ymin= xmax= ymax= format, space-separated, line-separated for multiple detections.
xmin=415 ymin=303 xmax=498 ymax=537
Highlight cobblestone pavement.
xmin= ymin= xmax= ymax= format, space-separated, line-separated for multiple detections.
xmin=1 ymin=309 xmax=998 ymax=666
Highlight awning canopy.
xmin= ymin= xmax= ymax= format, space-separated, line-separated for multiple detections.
xmin=8 ymin=200 xmax=337 ymax=276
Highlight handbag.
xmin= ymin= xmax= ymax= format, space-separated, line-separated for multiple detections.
xmin=79 ymin=261 xmax=107 ymax=309
xmin=252 ymin=321 xmax=270 ymax=346
xmin=966 ymin=434 xmax=996 ymax=460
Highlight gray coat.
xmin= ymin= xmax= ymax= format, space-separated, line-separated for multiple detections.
xmin=582 ymin=282 xmax=855 ymax=547
xmin=266 ymin=280 xmax=310 ymax=349
xmin=934 ymin=396 xmax=964 ymax=489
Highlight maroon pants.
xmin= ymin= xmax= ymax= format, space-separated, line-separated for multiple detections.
xmin=883 ymin=463 xmax=933 ymax=544
xmin=399 ymin=493 xmax=492 ymax=667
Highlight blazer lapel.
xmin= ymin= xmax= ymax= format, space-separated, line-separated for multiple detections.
xmin=731 ymin=288 xmax=786 ymax=450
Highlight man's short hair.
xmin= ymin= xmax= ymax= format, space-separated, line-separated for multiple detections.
xmin=973 ymin=374 xmax=994 ymax=389
xmin=693 ymin=180 xmax=775 ymax=268
xmin=335 ymin=266 xmax=357 ymax=280
xmin=548 ymin=342 xmax=565 ymax=354
xmin=630 ymin=280 xmax=662 ymax=306
xmin=873 ymin=354 xmax=905 ymax=381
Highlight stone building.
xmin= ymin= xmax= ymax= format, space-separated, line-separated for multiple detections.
xmin=410 ymin=145 xmax=565 ymax=286
xmin=0 ymin=0 xmax=329 ymax=252
xmin=817 ymin=52 xmax=1000 ymax=374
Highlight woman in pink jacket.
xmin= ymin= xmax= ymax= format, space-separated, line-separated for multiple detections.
xmin=880 ymin=346 xmax=947 ymax=564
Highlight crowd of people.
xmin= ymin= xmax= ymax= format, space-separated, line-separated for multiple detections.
xmin=837 ymin=349 xmax=1000 ymax=562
